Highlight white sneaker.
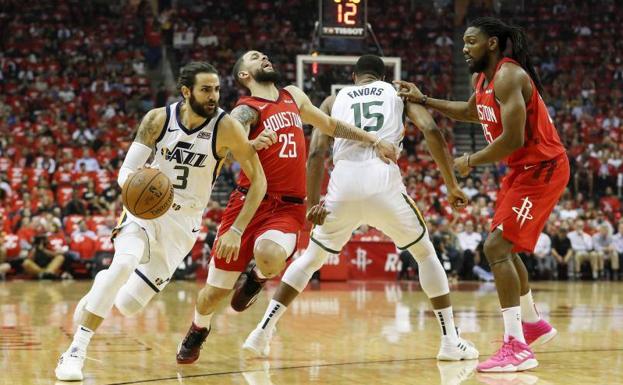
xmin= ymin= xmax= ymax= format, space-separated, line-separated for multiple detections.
xmin=55 ymin=347 xmax=85 ymax=381
xmin=437 ymin=336 xmax=479 ymax=361
xmin=242 ymin=327 xmax=274 ymax=357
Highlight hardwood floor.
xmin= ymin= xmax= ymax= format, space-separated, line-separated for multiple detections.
xmin=1 ymin=280 xmax=621 ymax=385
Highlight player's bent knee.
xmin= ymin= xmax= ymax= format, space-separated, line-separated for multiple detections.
xmin=483 ymin=235 xmax=505 ymax=263
xmin=281 ymin=242 xmax=328 ymax=292
xmin=256 ymin=258 xmax=286 ymax=278
xmin=114 ymin=289 xmax=146 ymax=317
xmin=254 ymin=240 xmax=287 ymax=278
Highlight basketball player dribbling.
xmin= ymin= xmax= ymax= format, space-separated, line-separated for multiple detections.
xmin=397 ymin=17 xmax=568 ymax=372
xmin=175 ymin=50 xmax=398 ymax=364
xmin=55 ymin=62 xmax=268 ymax=381
xmin=242 ymin=55 xmax=479 ymax=362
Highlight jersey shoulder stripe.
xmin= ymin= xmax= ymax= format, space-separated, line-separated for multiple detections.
xmin=211 ymin=112 xmax=226 ymax=161
xmin=154 ymin=103 xmax=172 ymax=145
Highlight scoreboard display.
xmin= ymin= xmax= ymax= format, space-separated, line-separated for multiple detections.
xmin=319 ymin=0 xmax=367 ymax=39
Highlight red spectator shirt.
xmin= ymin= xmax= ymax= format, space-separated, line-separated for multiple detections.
xmin=2 ymin=233 xmax=20 ymax=259
xmin=474 ymin=57 xmax=566 ymax=167
xmin=70 ymin=230 xmax=98 ymax=259
xmin=235 ymin=89 xmax=307 ymax=198
xmin=48 ymin=232 xmax=68 ymax=253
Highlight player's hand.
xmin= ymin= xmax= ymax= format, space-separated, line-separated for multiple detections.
xmin=251 ymin=129 xmax=277 ymax=151
xmin=447 ymin=185 xmax=469 ymax=211
xmin=374 ymin=139 xmax=399 ymax=164
xmin=214 ymin=230 xmax=241 ymax=263
xmin=393 ymin=80 xmax=425 ymax=103
xmin=454 ymin=153 xmax=472 ymax=177
xmin=306 ymin=203 xmax=330 ymax=226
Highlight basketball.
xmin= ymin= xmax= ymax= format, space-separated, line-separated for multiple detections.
xmin=122 ymin=168 xmax=174 ymax=220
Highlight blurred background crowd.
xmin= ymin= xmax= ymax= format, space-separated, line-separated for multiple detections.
xmin=0 ymin=0 xmax=621 ymax=282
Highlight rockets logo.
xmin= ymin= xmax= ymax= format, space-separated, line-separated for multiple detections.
xmin=512 ymin=196 xmax=534 ymax=227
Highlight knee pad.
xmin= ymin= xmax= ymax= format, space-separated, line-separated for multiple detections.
xmin=113 ymin=222 xmax=149 ymax=264
xmin=282 ymin=242 xmax=328 ymax=292
xmin=114 ymin=288 xmax=145 ymax=317
xmin=407 ymin=238 xmax=449 ymax=298
xmin=84 ymin=235 xmax=143 ymax=318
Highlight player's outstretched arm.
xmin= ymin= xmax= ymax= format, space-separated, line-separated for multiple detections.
xmin=230 ymin=104 xmax=276 ymax=151
xmin=117 ymin=108 xmax=166 ymax=188
xmin=214 ymin=114 xmax=267 ymax=263
xmin=394 ymin=80 xmax=479 ymax=123
xmin=284 ymin=85 xmax=397 ymax=164
xmin=306 ymin=95 xmax=335 ymax=225
xmin=460 ymin=64 xmax=527 ymax=170
xmin=406 ymin=103 xmax=468 ymax=210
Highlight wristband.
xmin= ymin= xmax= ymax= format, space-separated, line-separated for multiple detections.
xmin=230 ymin=225 xmax=243 ymax=236
xmin=421 ymin=95 xmax=428 ymax=105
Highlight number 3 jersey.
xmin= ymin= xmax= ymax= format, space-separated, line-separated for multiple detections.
xmin=331 ymin=80 xmax=404 ymax=162
xmin=236 ymin=89 xmax=307 ymax=198
xmin=152 ymin=101 xmax=225 ymax=213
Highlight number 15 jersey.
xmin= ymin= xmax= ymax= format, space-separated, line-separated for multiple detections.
xmin=236 ymin=88 xmax=307 ymax=198
xmin=331 ymin=80 xmax=404 ymax=162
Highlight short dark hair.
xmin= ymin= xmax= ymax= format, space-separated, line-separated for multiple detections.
xmin=177 ymin=62 xmax=218 ymax=96
xmin=231 ymin=53 xmax=248 ymax=86
xmin=354 ymin=54 xmax=385 ymax=79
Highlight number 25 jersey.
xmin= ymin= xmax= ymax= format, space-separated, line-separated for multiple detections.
xmin=236 ymin=88 xmax=307 ymax=198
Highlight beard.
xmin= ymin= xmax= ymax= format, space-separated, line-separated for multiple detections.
xmin=189 ymin=92 xmax=216 ymax=119
xmin=253 ymin=67 xmax=281 ymax=84
xmin=468 ymin=54 xmax=489 ymax=74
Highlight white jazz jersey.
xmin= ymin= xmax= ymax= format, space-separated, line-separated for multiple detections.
xmin=331 ymin=80 xmax=404 ymax=162
xmin=152 ymin=101 xmax=225 ymax=213
xmin=113 ymin=101 xmax=226 ymax=297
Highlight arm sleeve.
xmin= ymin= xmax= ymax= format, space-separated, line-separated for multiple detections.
xmin=117 ymin=142 xmax=153 ymax=188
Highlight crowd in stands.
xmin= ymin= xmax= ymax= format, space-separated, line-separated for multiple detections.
xmin=0 ymin=0 xmax=622 ymax=282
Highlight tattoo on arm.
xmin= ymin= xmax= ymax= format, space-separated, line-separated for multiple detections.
xmin=230 ymin=105 xmax=259 ymax=135
xmin=333 ymin=120 xmax=369 ymax=142
xmin=134 ymin=110 xmax=160 ymax=147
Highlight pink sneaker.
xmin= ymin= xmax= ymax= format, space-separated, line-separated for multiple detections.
xmin=522 ymin=319 xmax=557 ymax=347
xmin=477 ymin=336 xmax=538 ymax=373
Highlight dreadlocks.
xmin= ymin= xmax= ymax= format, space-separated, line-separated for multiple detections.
xmin=470 ymin=17 xmax=543 ymax=94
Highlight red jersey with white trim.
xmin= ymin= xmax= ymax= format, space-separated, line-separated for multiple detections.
xmin=474 ymin=57 xmax=566 ymax=167
xmin=236 ymin=89 xmax=307 ymax=198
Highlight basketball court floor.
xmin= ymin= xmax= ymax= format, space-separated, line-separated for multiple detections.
xmin=1 ymin=280 xmax=621 ymax=385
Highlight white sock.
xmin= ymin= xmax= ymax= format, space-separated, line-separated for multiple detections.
xmin=434 ymin=306 xmax=458 ymax=340
xmin=70 ymin=325 xmax=94 ymax=353
xmin=194 ymin=308 xmax=213 ymax=329
xmin=502 ymin=306 xmax=525 ymax=343
xmin=519 ymin=290 xmax=540 ymax=323
xmin=257 ymin=299 xmax=286 ymax=331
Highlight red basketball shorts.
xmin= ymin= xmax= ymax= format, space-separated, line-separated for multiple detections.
xmin=491 ymin=153 xmax=570 ymax=253
xmin=212 ymin=190 xmax=306 ymax=272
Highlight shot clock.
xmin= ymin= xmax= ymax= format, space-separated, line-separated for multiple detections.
xmin=319 ymin=0 xmax=368 ymax=38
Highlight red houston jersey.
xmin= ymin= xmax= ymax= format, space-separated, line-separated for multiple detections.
xmin=236 ymin=89 xmax=307 ymax=198
xmin=474 ymin=57 xmax=566 ymax=167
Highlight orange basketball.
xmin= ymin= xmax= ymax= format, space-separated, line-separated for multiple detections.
xmin=122 ymin=168 xmax=174 ymax=220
